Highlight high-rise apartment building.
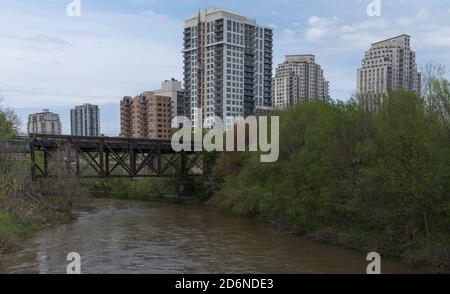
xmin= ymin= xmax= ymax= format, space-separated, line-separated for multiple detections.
xmin=183 ymin=7 xmax=273 ymax=129
xmin=120 ymin=92 xmax=172 ymax=139
xmin=357 ymin=35 xmax=421 ymax=109
xmin=155 ymin=79 xmax=187 ymax=118
xmin=70 ymin=103 xmax=100 ymax=137
xmin=273 ymin=55 xmax=329 ymax=109
xmin=27 ymin=109 xmax=62 ymax=135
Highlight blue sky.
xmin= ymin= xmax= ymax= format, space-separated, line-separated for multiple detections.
xmin=1 ymin=0 xmax=450 ymax=135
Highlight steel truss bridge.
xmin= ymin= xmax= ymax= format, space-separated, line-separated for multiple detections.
xmin=1 ymin=135 xmax=205 ymax=179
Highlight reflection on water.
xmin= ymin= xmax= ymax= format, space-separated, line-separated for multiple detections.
xmin=0 ymin=199 xmax=423 ymax=274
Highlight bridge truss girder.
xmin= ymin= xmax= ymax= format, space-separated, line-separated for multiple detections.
xmin=29 ymin=135 xmax=204 ymax=179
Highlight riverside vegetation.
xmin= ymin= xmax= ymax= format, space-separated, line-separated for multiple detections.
xmin=0 ymin=104 xmax=84 ymax=254
xmin=86 ymin=72 xmax=449 ymax=272
xmin=208 ymin=70 xmax=450 ymax=273
xmin=2 ymin=65 xmax=449 ymax=272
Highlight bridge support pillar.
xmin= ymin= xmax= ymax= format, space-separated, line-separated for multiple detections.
xmin=75 ymin=151 xmax=80 ymax=176
xmin=105 ymin=150 xmax=110 ymax=176
xmin=180 ymin=151 xmax=188 ymax=176
xmin=30 ymin=139 xmax=36 ymax=181
xmin=130 ymin=142 xmax=136 ymax=177
xmin=43 ymin=150 xmax=49 ymax=177
xmin=99 ymin=141 xmax=105 ymax=176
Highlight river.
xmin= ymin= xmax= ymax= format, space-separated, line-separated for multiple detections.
xmin=0 ymin=199 xmax=423 ymax=274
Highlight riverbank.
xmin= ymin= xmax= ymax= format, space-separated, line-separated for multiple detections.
xmin=207 ymin=94 xmax=450 ymax=273
xmin=0 ymin=211 xmax=73 ymax=255
xmin=84 ymin=184 xmax=442 ymax=274
xmin=83 ymin=177 xmax=209 ymax=204
xmin=0 ymin=198 xmax=424 ymax=274
xmin=208 ymin=195 xmax=448 ymax=274
xmin=7 ymin=91 xmax=447 ymax=272
xmin=0 ymin=155 xmax=85 ymax=255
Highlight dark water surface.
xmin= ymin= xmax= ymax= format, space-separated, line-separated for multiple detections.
xmin=0 ymin=199 xmax=423 ymax=274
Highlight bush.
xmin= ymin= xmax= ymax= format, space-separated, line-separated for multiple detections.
xmin=210 ymin=90 xmax=450 ymax=272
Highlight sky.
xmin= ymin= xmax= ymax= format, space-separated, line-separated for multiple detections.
xmin=1 ymin=0 xmax=450 ymax=135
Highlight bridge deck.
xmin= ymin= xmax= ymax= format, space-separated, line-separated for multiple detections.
xmin=0 ymin=134 xmax=204 ymax=179
xmin=29 ymin=134 xmax=184 ymax=154
xmin=0 ymin=138 xmax=30 ymax=153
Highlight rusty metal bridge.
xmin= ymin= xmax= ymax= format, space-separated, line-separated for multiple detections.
xmin=0 ymin=134 xmax=204 ymax=179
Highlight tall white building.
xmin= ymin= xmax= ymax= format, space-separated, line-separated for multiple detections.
xmin=183 ymin=7 xmax=273 ymax=129
xmin=27 ymin=109 xmax=62 ymax=135
xmin=273 ymin=55 xmax=329 ymax=109
xmin=70 ymin=104 xmax=100 ymax=137
xmin=357 ymin=34 xmax=421 ymax=109
xmin=155 ymin=79 xmax=186 ymax=119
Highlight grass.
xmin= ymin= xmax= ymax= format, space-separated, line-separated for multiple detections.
xmin=0 ymin=210 xmax=72 ymax=254
xmin=0 ymin=212 xmax=33 ymax=252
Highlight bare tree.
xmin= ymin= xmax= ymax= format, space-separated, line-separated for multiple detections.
xmin=0 ymin=92 xmax=21 ymax=137
xmin=4 ymin=109 xmax=21 ymax=132
xmin=421 ymin=61 xmax=446 ymax=98
xmin=420 ymin=62 xmax=450 ymax=139
xmin=1 ymin=143 xmax=85 ymax=227
xmin=37 ymin=144 xmax=86 ymax=215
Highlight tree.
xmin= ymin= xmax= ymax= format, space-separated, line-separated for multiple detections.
xmin=0 ymin=95 xmax=21 ymax=139
xmin=421 ymin=61 xmax=446 ymax=98
xmin=420 ymin=62 xmax=450 ymax=140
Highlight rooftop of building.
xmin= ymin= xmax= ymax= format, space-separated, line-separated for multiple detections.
xmin=186 ymin=7 xmax=273 ymax=29
xmin=29 ymin=109 xmax=59 ymax=116
xmin=284 ymin=54 xmax=316 ymax=63
xmin=190 ymin=7 xmax=250 ymax=20
xmin=71 ymin=103 xmax=99 ymax=108
xmin=285 ymin=54 xmax=315 ymax=58
xmin=163 ymin=78 xmax=180 ymax=82
xmin=372 ymin=34 xmax=411 ymax=46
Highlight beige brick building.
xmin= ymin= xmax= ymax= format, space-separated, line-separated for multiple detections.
xmin=120 ymin=91 xmax=172 ymax=139
xmin=27 ymin=109 xmax=62 ymax=135
xmin=273 ymin=55 xmax=329 ymax=110
xmin=357 ymin=35 xmax=421 ymax=110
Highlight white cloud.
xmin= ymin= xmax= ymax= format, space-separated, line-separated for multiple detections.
xmin=307 ymin=16 xmax=338 ymax=27
xmin=2 ymin=0 xmax=450 ymax=132
xmin=305 ymin=27 xmax=326 ymax=42
xmin=340 ymin=18 xmax=388 ymax=34
xmin=275 ymin=2 xmax=450 ymax=100
xmin=0 ymin=33 xmax=73 ymax=51
xmin=397 ymin=9 xmax=431 ymax=26
xmin=0 ymin=6 xmax=183 ymax=110
xmin=142 ymin=9 xmax=156 ymax=15
xmin=129 ymin=0 xmax=157 ymax=5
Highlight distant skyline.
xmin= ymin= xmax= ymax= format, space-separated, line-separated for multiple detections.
xmin=1 ymin=0 xmax=450 ymax=135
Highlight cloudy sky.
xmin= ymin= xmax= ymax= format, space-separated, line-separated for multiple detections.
xmin=1 ymin=0 xmax=450 ymax=135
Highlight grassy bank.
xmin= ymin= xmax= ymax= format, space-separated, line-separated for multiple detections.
xmin=83 ymin=175 xmax=210 ymax=204
xmin=208 ymin=90 xmax=450 ymax=273
xmin=0 ymin=158 xmax=84 ymax=255
xmin=1 ymin=129 xmax=84 ymax=254
xmin=0 ymin=211 xmax=72 ymax=254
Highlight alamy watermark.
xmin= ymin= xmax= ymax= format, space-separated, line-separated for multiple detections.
xmin=171 ymin=110 xmax=280 ymax=163
xmin=366 ymin=252 xmax=381 ymax=274
xmin=66 ymin=252 xmax=81 ymax=274
xmin=66 ymin=0 xmax=81 ymax=17
xmin=367 ymin=0 xmax=382 ymax=17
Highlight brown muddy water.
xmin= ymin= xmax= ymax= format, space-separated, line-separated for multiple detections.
xmin=0 ymin=199 xmax=424 ymax=274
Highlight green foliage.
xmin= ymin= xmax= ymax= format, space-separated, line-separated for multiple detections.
xmin=0 ymin=210 xmax=73 ymax=253
xmin=0 ymin=112 xmax=15 ymax=139
xmin=0 ymin=212 xmax=26 ymax=251
xmin=211 ymin=90 xmax=450 ymax=272
xmin=85 ymin=177 xmax=179 ymax=201
xmin=1 ymin=106 xmax=82 ymax=253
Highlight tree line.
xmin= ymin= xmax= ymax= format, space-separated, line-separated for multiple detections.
xmin=207 ymin=63 xmax=450 ymax=273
